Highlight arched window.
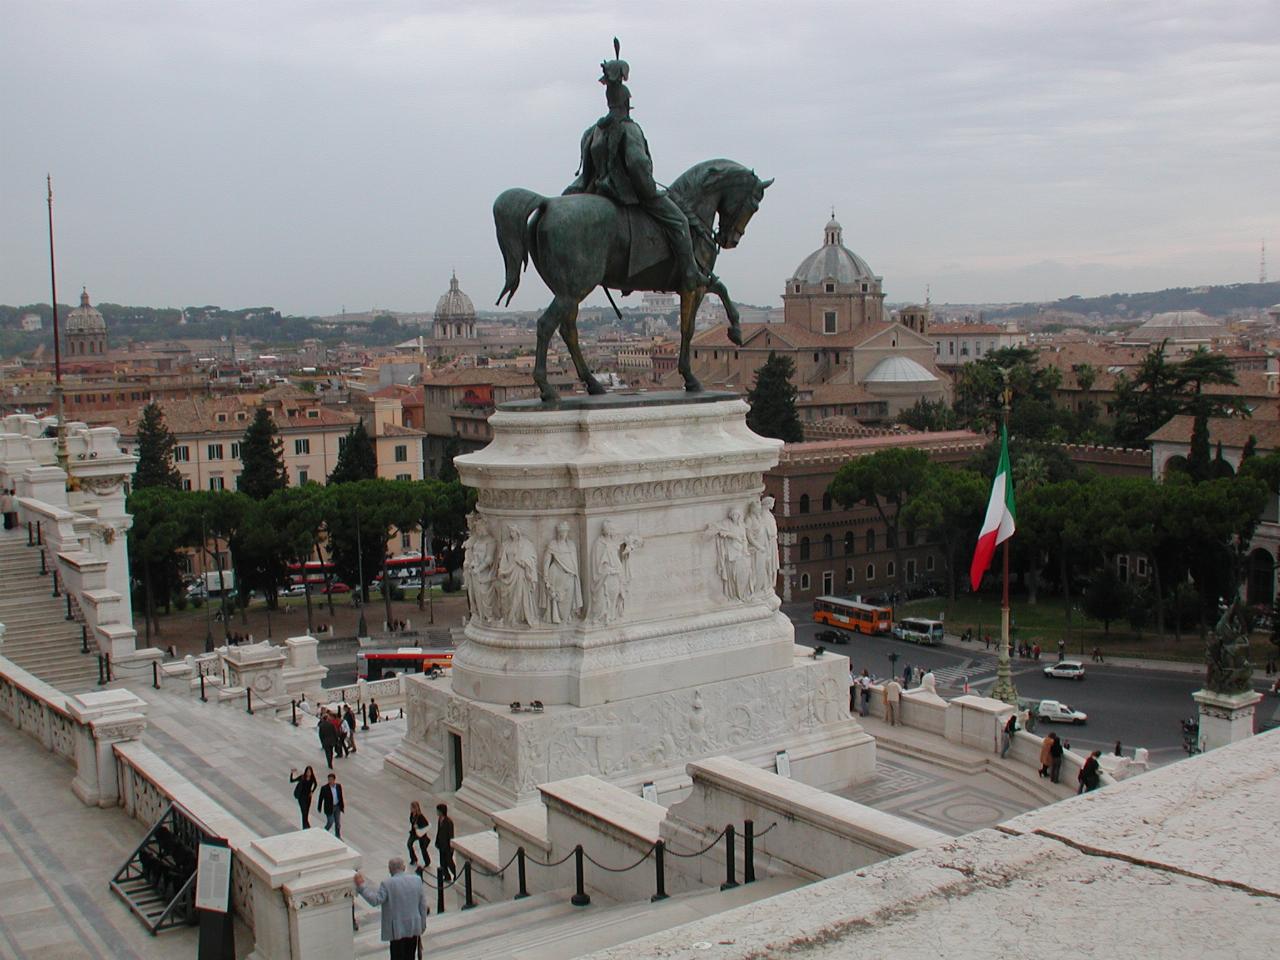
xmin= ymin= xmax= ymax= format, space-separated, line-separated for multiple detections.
xmin=886 ymin=561 xmax=896 ymax=579
xmin=823 ymin=534 xmax=833 ymax=558
xmin=845 ymin=566 xmax=855 ymax=584
xmin=843 ymin=531 xmax=854 ymax=555
xmin=822 ymin=491 xmax=833 ymax=511
xmin=799 ymin=537 xmax=811 ymax=560
xmin=800 ymin=573 xmax=811 ymax=591
xmin=799 ymin=494 xmax=810 ymax=514
xmin=865 ymin=563 xmax=875 ymax=581
xmin=865 ymin=529 xmax=876 ymax=552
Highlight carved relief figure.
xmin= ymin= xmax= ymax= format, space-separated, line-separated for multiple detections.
xmin=745 ymin=499 xmax=772 ymax=597
xmin=707 ymin=506 xmax=751 ymax=601
xmin=761 ymin=495 xmax=780 ymax=593
xmin=541 ymin=520 xmax=583 ymax=623
xmin=463 ymin=513 xmax=499 ymax=623
xmin=496 ymin=524 xmax=539 ymax=626
xmin=590 ymin=520 xmax=643 ymax=624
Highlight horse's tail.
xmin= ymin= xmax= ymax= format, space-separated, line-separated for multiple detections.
xmin=493 ymin=188 xmax=545 ymax=306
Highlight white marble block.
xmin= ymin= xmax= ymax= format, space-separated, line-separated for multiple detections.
xmin=1193 ymin=688 xmax=1261 ymax=752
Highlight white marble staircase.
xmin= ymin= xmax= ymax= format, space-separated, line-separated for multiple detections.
xmin=0 ymin=531 xmax=100 ymax=693
xmin=355 ymin=876 xmax=805 ymax=959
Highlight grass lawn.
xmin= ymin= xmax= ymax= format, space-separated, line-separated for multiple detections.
xmin=899 ymin=594 xmax=1279 ymax=665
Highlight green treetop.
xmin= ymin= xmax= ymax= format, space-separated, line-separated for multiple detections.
xmin=746 ymin=352 xmax=803 ymax=443
xmin=238 ymin=408 xmax=288 ymax=500
xmin=329 ymin=420 xmax=378 ymax=484
xmin=133 ymin=402 xmax=183 ymax=490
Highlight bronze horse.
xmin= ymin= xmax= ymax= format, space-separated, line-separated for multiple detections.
xmin=494 ymin=159 xmax=772 ymax=402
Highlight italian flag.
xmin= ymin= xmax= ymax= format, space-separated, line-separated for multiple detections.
xmin=969 ymin=424 xmax=1016 ymax=591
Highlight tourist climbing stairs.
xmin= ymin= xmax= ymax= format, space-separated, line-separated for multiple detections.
xmin=0 ymin=531 xmax=99 ymax=693
xmin=110 ymin=801 xmax=207 ymax=934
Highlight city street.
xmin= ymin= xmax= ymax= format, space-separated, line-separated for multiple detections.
xmin=792 ymin=615 xmax=1280 ymax=764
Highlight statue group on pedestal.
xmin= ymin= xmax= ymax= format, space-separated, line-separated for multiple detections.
xmin=463 ymin=514 xmax=644 ymax=628
xmin=1205 ymin=599 xmax=1254 ymax=694
xmin=707 ymin=495 xmax=779 ymax=602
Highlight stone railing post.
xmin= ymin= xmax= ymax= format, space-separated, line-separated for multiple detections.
xmin=241 ymin=830 xmax=359 ymax=960
xmin=65 ymin=689 xmax=148 ymax=807
xmin=1192 ymin=688 xmax=1262 ymax=752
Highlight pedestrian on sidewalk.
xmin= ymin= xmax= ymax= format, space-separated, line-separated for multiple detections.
xmin=434 ymin=803 xmax=456 ymax=882
xmin=407 ymin=801 xmax=431 ymax=872
xmin=318 ymin=772 xmax=346 ymax=838
xmin=344 ymin=705 xmax=359 ymax=754
xmin=1049 ymin=733 xmax=1064 ymax=783
xmin=859 ymin=670 xmax=872 ymax=717
xmin=1114 ymin=740 xmax=1123 ymax=757
xmin=883 ymin=678 xmax=902 ymax=726
xmin=1057 ymin=639 xmax=1066 ymax=661
xmin=331 ymin=710 xmax=348 ymax=758
xmin=849 ymin=666 xmax=857 ymax=712
xmin=318 ymin=710 xmax=340 ymax=769
xmin=1038 ymin=733 xmax=1053 ymax=778
xmin=1001 ymin=714 xmax=1017 ymax=758
xmin=355 ymin=858 xmax=428 ymax=960
xmin=369 ymin=698 xmax=381 ymax=724
xmin=290 ymin=765 xmax=318 ymax=828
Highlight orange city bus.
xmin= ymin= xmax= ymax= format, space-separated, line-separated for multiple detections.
xmin=812 ymin=596 xmax=893 ymax=636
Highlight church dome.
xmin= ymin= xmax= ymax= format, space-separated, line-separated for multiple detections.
xmin=65 ymin=288 xmax=106 ymax=333
xmin=863 ymin=356 xmax=937 ymax=383
xmin=790 ymin=216 xmax=876 ymax=286
xmin=1130 ymin=310 xmax=1223 ymax=341
xmin=434 ymin=272 xmax=476 ymax=321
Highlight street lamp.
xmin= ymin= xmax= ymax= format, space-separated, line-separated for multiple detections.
xmin=356 ymin=502 xmax=368 ymax=639
xmin=887 ymin=651 xmax=900 ymax=683
xmin=202 ymin=514 xmax=214 ymax=653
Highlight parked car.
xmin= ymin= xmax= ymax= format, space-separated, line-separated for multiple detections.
xmin=281 ymin=583 xmax=308 ymax=597
xmin=1043 ymin=660 xmax=1086 ymax=681
xmin=322 ymin=582 xmax=351 ymax=594
xmin=1036 ymin=699 xmax=1087 ymax=724
xmin=814 ymin=628 xmax=846 ymax=645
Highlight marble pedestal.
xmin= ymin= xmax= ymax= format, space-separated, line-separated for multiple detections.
xmin=1193 ymin=688 xmax=1262 ymax=752
xmin=386 ymin=394 xmax=874 ymax=814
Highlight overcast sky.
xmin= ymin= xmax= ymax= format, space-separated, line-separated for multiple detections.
xmin=2 ymin=0 xmax=1277 ymax=316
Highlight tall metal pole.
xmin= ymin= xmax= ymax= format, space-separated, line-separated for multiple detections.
xmin=989 ymin=384 xmax=1019 ymax=706
xmin=203 ymin=514 xmax=215 ymax=653
xmin=356 ymin=502 xmax=369 ymax=638
xmin=46 ymin=175 xmax=68 ymax=471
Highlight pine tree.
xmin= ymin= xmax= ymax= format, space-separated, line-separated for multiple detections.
xmin=133 ymin=402 xmax=183 ymax=490
xmin=329 ymin=420 xmax=378 ymax=484
xmin=239 ymin=408 xmax=288 ymax=500
xmin=746 ymin=352 xmax=803 ymax=443
xmin=1186 ymin=411 xmax=1211 ymax=482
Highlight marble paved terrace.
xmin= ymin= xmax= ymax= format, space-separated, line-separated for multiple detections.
xmin=0 ymin=677 xmax=1070 ymax=959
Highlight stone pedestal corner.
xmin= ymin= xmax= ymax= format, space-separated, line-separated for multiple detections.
xmin=66 ymin=688 xmax=148 ymax=808
xmin=224 ymin=642 xmax=288 ymax=703
xmin=1192 ymin=687 xmax=1261 ymax=752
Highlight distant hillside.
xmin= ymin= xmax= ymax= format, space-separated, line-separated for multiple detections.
xmin=985 ymin=281 xmax=1280 ymax=321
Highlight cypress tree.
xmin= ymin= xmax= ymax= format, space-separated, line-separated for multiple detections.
xmin=239 ymin=408 xmax=288 ymax=499
xmin=329 ymin=420 xmax=378 ymax=484
xmin=746 ymin=352 xmax=804 ymax=443
xmin=133 ymin=402 xmax=183 ymax=490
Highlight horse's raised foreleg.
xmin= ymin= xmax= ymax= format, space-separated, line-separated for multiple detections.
xmin=707 ymin=276 xmax=742 ymax=345
xmin=678 ymin=290 xmax=704 ymax=393
xmin=533 ymin=296 xmax=570 ymax=403
xmin=558 ymin=301 xmax=606 ymax=394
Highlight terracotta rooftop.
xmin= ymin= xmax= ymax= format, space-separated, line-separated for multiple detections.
xmin=1147 ymin=415 xmax=1280 ymax=450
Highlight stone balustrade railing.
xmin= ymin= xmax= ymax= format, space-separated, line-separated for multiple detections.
xmin=0 ymin=654 xmax=78 ymax=761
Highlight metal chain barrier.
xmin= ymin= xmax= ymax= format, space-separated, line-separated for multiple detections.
xmin=664 ymin=825 xmax=729 ymax=858
xmin=581 ymin=843 xmax=656 ymax=873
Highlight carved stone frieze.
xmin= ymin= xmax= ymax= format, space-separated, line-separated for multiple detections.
xmin=287 ymin=884 xmax=354 ymax=911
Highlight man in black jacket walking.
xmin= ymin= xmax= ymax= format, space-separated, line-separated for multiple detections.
xmin=434 ymin=803 xmax=455 ymax=882
xmin=318 ymin=773 xmax=346 ymax=839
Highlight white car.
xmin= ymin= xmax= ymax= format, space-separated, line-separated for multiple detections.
xmin=1037 ymin=699 xmax=1087 ymax=724
xmin=1043 ymin=660 xmax=1086 ymax=681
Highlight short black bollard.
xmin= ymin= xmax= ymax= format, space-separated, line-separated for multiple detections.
xmin=515 ymin=847 xmax=529 ymax=899
xmin=341 ymin=689 xmax=347 ymax=703
xmin=291 ymin=700 xmax=298 ymax=726
xmin=80 ymin=625 xmax=88 ymax=654
xmin=436 ymin=868 xmax=446 ymax=915
xmin=361 ymin=702 xmax=368 ymax=730
xmin=27 ymin=521 xmax=33 ymax=546
xmin=744 ymin=820 xmax=756 ymax=884
xmin=36 ymin=523 xmax=42 ymax=546
xmin=39 ymin=549 xmax=46 ymax=575
xmin=104 ymin=653 xmax=111 ymax=681
xmin=200 ymin=672 xmax=208 ymax=702
xmin=97 ymin=655 xmax=105 ymax=686
xmin=721 ymin=824 xmax=739 ymax=891
xmin=651 ymin=840 xmax=668 ymax=902
xmin=152 ymin=660 xmax=160 ymax=690
xmin=246 ymin=688 xmax=254 ymax=715
xmin=51 ymin=569 xmax=60 ymax=597
xmin=570 ymin=845 xmax=590 ymax=906
xmin=65 ymin=593 xmax=74 ymax=620
xmin=462 ymin=862 xmax=475 ymax=910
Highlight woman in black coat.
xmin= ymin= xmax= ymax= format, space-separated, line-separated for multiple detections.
xmin=407 ymin=800 xmax=431 ymax=872
xmin=290 ymin=766 xmax=318 ymax=828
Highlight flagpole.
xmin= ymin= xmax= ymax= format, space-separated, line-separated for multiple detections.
xmin=46 ymin=175 xmax=68 ymax=471
xmin=990 ymin=385 xmax=1019 ymax=705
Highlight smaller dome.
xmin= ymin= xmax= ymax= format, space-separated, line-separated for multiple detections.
xmin=1130 ymin=310 xmax=1223 ymax=340
xmin=434 ymin=272 xmax=476 ymax=321
xmin=864 ymin=356 xmax=937 ymax=383
xmin=65 ymin=288 xmax=106 ymax=333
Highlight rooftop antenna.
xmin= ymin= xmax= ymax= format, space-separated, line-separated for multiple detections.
xmin=45 ymin=175 xmax=68 ymax=471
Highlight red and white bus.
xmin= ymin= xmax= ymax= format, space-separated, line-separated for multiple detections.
xmin=812 ymin=596 xmax=893 ymax=635
xmin=356 ymin=648 xmax=453 ymax=681
xmin=373 ymin=554 xmax=446 ymax=587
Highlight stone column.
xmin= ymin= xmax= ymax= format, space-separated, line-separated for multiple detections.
xmin=1192 ymin=688 xmax=1262 ymax=752
xmin=65 ymin=689 xmax=148 ymax=807
xmin=241 ymin=830 xmax=359 ymax=960
xmin=282 ymin=634 xmax=328 ymax=699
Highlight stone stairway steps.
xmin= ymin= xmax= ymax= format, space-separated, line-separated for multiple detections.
xmin=355 ymin=877 xmax=804 ymax=960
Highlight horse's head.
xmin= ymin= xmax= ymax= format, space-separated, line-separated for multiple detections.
xmin=715 ymin=167 xmax=772 ymax=249
xmin=670 ymin=160 xmax=773 ymax=250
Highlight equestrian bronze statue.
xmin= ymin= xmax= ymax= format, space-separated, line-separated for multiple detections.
xmin=494 ymin=41 xmax=772 ymax=402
